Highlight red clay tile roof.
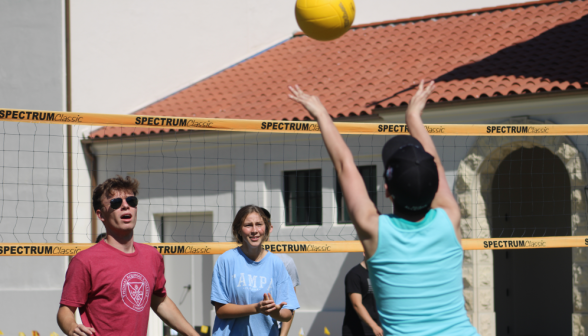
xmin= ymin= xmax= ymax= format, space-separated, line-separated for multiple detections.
xmin=91 ymin=0 xmax=588 ymax=139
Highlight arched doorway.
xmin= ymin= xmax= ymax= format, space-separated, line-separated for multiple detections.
xmin=492 ymin=146 xmax=572 ymax=336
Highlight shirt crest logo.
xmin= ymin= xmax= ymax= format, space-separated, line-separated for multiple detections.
xmin=121 ymin=272 xmax=150 ymax=312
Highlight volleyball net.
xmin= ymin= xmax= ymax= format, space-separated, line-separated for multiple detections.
xmin=0 ymin=108 xmax=587 ymax=255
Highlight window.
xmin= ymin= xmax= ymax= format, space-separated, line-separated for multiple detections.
xmin=284 ymin=169 xmax=322 ymax=225
xmin=336 ymin=165 xmax=377 ymax=223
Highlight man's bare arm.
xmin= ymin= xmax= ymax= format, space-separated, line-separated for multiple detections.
xmin=405 ymin=80 xmax=461 ymax=240
xmin=151 ymin=295 xmax=198 ymax=336
xmin=349 ymin=294 xmax=383 ymax=336
xmin=57 ymin=305 xmax=96 ymax=336
xmin=289 ymin=86 xmax=380 ymax=257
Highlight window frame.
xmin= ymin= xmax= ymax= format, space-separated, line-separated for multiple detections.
xmin=283 ymin=168 xmax=323 ymax=226
xmin=335 ymin=165 xmax=378 ymax=224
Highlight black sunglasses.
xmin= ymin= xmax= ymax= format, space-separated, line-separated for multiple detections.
xmin=110 ymin=196 xmax=138 ymax=210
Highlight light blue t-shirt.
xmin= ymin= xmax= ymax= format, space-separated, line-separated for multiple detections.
xmin=366 ymin=208 xmax=479 ymax=336
xmin=211 ymin=247 xmax=300 ymax=336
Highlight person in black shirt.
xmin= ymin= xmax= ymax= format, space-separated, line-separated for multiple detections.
xmin=95 ymin=232 xmax=106 ymax=243
xmin=343 ymin=257 xmax=383 ymax=336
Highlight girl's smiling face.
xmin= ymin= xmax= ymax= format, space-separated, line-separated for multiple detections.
xmin=240 ymin=212 xmax=267 ymax=248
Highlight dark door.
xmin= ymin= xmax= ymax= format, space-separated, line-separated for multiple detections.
xmin=492 ymin=147 xmax=572 ymax=336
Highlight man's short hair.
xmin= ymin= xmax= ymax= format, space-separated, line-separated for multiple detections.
xmin=92 ymin=176 xmax=139 ymax=212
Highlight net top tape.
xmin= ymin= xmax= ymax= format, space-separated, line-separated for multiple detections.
xmin=1 ymin=108 xmax=587 ymax=136
xmin=1 ymin=237 xmax=586 ymax=256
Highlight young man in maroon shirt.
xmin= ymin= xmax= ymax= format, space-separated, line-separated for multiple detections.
xmin=57 ymin=176 xmax=198 ymax=336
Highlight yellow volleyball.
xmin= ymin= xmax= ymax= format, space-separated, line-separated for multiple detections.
xmin=295 ymin=0 xmax=356 ymax=41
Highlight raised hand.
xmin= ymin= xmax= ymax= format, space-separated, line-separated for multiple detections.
xmin=288 ymin=85 xmax=329 ymax=120
xmin=407 ymin=80 xmax=435 ymax=119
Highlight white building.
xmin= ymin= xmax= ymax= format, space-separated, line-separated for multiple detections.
xmin=86 ymin=1 xmax=588 ymax=335
xmin=1 ymin=0 xmax=580 ymax=335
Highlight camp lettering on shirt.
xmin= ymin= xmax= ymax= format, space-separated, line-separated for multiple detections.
xmin=211 ymin=248 xmax=300 ymax=336
xmin=60 ymin=240 xmax=167 ymax=336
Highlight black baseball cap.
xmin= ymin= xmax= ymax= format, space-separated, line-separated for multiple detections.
xmin=382 ymin=136 xmax=439 ymax=212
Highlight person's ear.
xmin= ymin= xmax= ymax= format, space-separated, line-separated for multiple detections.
xmin=384 ymin=183 xmax=395 ymax=202
xmin=96 ymin=209 xmax=105 ymax=222
xmin=269 ymin=224 xmax=273 ymax=234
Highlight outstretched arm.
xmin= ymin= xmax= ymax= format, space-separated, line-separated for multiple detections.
xmin=405 ymin=81 xmax=461 ymax=241
xmin=151 ymin=295 xmax=198 ymax=336
xmin=289 ymin=86 xmax=380 ymax=258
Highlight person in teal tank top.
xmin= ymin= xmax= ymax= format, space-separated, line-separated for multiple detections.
xmin=289 ymin=81 xmax=479 ymax=335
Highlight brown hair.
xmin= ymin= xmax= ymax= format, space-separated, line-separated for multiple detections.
xmin=92 ymin=176 xmax=139 ymax=212
xmin=232 ymin=205 xmax=271 ymax=244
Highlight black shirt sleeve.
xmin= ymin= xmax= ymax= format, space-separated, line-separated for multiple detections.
xmin=345 ymin=266 xmax=363 ymax=295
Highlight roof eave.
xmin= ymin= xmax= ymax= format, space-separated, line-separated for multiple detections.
xmin=375 ymin=87 xmax=588 ymax=116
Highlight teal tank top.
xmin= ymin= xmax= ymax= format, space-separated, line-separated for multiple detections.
xmin=366 ymin=208 xmax=479 ymax=336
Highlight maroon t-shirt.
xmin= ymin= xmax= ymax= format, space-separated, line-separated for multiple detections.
xmin=60 ymin=240 xmax=167 ymax=336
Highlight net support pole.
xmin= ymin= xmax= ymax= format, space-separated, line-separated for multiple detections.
xmin=65 ymin=0 xmax=73 ymax=245
xmin=67 ymin=125 xmax=73 ymax=244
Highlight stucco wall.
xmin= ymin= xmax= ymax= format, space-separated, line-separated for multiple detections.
xmin=69 ymin=0 xmax=523 ymax=117
xmin=0 ymin=1 xmax=66 ymax=335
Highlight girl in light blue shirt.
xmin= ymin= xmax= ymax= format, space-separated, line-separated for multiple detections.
xmin=211 ymin=205 xmax=299 ymax=336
